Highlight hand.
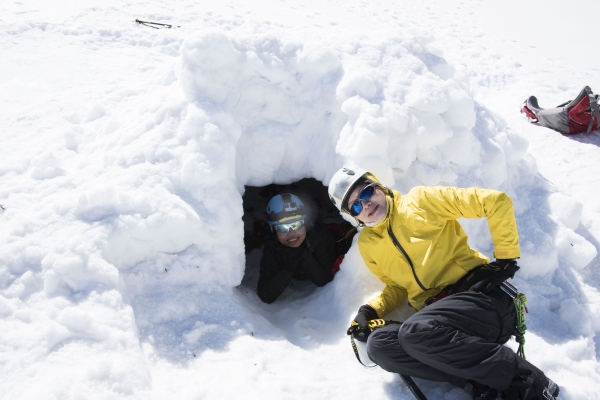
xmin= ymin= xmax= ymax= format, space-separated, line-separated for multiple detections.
xmin=492 ymin=259 xmax=520 ymax=277
xmin=351 ymin=304 xmax=378 ymax=342
xmin=469 ymin=259 xmax=519 ymax=293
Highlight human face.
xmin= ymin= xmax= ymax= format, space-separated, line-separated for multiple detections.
xmin=346 ymin=183 xmax=386 ymax=224
xmin=275 ymin=223 xmax=307 ymax=248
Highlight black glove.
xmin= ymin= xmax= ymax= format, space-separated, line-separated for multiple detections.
xmin=468 ymin=259 xmax=520 ymax=293
xmin=351 ymin=304 xmax=379 ymax=343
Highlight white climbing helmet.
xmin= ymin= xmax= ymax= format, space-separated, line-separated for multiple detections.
xmin=328 ymin=166 xmax=373 ymax=214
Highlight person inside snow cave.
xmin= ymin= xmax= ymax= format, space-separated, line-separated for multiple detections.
xmin=327 ymin=166 xmax=560 ymax=400
xmin=257 ymin=192 xmax=349 ymax=304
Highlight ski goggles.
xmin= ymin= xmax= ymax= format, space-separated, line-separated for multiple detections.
xmin=272 ymin=219 xmax=305 ymax=233
xmin=348 ymin=184 xmax=376 ymax=217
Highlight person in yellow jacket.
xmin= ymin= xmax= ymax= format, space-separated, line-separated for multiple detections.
xmin=328 ymin=167 xmax=559 ymax=400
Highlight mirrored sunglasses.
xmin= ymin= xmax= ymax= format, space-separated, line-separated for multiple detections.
xmin=273 ymin=219 xmax=305 ymax=233
xmin=349 ymin=184 xmax=376 ymax=217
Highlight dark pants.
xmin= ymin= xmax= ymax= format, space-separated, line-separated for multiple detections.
xmin=367 ymin=288 xmax=517 ymax=391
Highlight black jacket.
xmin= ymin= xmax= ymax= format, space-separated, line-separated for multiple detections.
xmin=257 ymin=225 xmax=335 ymax=303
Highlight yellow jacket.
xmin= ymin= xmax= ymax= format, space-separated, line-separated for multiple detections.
xmin=359 ymin=186 xmax=520 ymax=315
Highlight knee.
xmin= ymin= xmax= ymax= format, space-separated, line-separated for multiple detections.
xmin=366 ymin=327 xmax=397 ymax=364
xmin=397 ymin=319 xmax=440 ymax=348
xmin=397 ymin=320 xmax=416 ymax=348
xmin=366 ymin=329 xmax=386 ymax=363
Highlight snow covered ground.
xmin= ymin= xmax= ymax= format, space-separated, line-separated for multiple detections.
xmin=2 ymin=0 xmax=600 ymax=398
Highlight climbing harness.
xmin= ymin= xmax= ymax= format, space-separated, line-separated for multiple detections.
xmin=134 ymin=19 xmax=180 ymax=29
xmin=499 ymin=281 xmax=528 ymax=359
xmin=347 ymin=319 xmax=428 ymax=400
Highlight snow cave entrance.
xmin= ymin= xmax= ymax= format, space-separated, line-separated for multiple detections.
xmin=238 ymin=178 xmax=350 ymax=301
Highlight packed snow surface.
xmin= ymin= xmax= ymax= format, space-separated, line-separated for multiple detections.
xmin=2 ymin=0 xmax=600 ymax=399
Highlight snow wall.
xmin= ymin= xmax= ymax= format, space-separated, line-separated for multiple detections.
xmin=1 ymin=30 xmax=598 ymax=398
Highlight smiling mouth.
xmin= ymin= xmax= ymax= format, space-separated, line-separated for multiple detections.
xmin=368 ymin=204 xmax=379 ymax=218
xmin=287 ymin=237 xmax=299 ymax=243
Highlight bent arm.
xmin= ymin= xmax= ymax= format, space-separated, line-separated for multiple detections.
xmin=257 ymin=243 xmax=298 ymax=304
xmin=361 ymin=252 xmax=408 ymax=317
xmin=367 ymin=278 xmax=408 ymax=318
xmin=415 ymin=186 xmax=520 ymax=259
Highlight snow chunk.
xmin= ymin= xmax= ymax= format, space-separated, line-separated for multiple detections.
xmin=183 ymin=321 xmax=219 ymax=344
xmin=406 ymin=78 xmax=449 ymax=114
xmin=443 ymin=83 xmax=476 ymax=130
xmin=548 ymin=193 xmax=583 ymax=230
xmin=337 ymin=72 xmax=378 ymax=100
xmin=554 ymin=226 xmax=596 ymax=270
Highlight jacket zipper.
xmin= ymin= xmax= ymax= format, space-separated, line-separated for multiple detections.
xmin=387 ymin=224 xmax=427 ymax=291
